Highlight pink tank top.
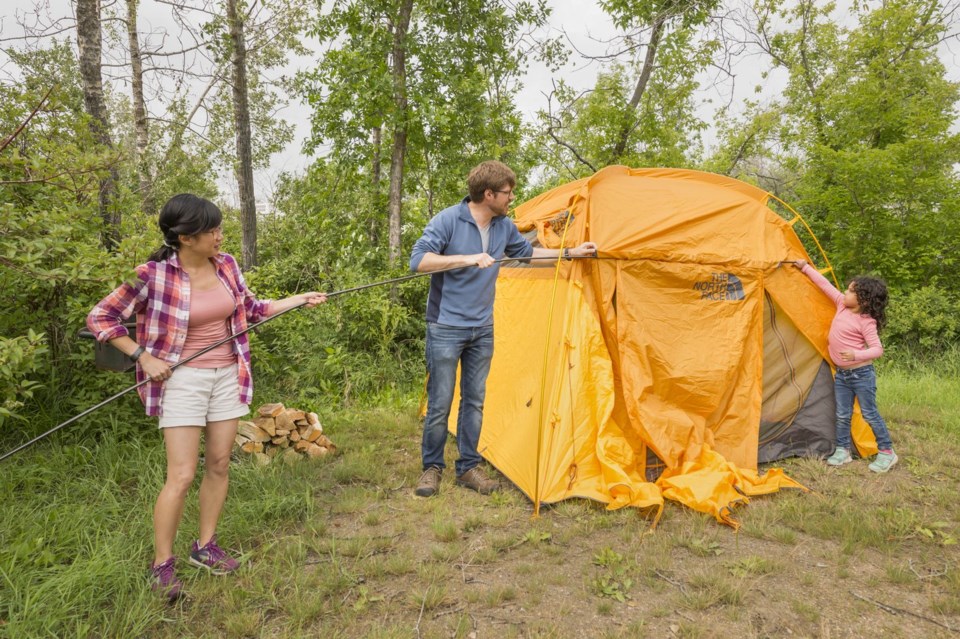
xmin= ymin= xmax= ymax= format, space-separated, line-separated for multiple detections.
xmin=182 ymin=280 xmax=237 ymax=368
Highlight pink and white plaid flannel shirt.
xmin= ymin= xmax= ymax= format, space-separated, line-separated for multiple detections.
xmin=86 ymin=252 xmax=272 ymax=416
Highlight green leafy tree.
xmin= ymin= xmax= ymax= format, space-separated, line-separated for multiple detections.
xmin=189 ymin=0 xmax=308 ymax=269
xmin=0 ymin=44 xmax=152 ymax=435
xmin=297 ymin=0 xmax=545 ymax=266
xmin=718 ymin=0 xmax=960 ymax=291
xmin=241 ymin=162 xmax=427 ymax=406
xmin=529 ymin=0 xmax=720 ymax=186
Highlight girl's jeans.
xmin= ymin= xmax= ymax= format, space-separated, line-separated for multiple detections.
xmin=421 ymin=323 xmax=494 ymax=476
xmin=834 ymin=364 xmax=892 ymax=451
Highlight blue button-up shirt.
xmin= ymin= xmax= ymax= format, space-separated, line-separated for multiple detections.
xmin=410 ymin=197 xmax=534 ymax=327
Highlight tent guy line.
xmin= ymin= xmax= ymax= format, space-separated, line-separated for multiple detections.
xmin=0 ymin=254 xmax=596 ymax=463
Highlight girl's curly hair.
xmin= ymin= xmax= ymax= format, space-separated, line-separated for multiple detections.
xmin=851 ymin=276 xmax=888 ymax=331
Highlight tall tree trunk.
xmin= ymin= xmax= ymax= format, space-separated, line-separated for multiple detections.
xmin=387 ymin=0 xmax=413 ymax=266
xmin=609 ymin=15 xmax=665 ymax=163
xmin=370 ymin=125 xmax=382 ymax=246
xmin=126 ymin=0 xmax=154 ymax=215
xmin=226 ymin=0 xmax=257 ymax=270
xmin=76 ymin=0 xmax=121 ymax=250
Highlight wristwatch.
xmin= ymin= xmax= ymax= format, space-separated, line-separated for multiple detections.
xmin=563 ymin=248 xmax=572 ymax=261
xmin=130 ymin=346 xmax=146 ymax=362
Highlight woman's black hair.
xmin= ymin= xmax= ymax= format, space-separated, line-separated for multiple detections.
xmin=148 ymin=194 xmax=223 ymax=262
xmin=851 ymin=276 xmax=888 ymax=331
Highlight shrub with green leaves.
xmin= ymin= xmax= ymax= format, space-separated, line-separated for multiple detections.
xmin=0 ymin=330 xmax=47 ymax=425
xmin=885 ymin=285 xmax=959 ymax=354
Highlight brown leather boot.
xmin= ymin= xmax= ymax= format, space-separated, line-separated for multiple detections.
xmin=455 ymin=466 xmax=499 ymax=495
xmin=415 ymin=466 xmax=442 ymax=497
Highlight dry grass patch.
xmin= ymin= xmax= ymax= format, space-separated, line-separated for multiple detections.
xmin=430 ymin=541 xmax=465 ymax=562
xmin=378 ymin=551 xmax=417 ymax=576
xmin=465 ymin=545 xmax=499 ymax=565
xmin=677 ymin=570 xmax=745 ymax=611
xmin=726 ymin=555 xmax=781 ymax=577
xmin=789 ymin=597 xmax=821 ymax=624
xmin=431 ymin=514 xmax=460 ymax=542
xmin=461 ymin=513 xmax=485 ymax=532
xmin=409 ymin=582 xmax=449 ymax=612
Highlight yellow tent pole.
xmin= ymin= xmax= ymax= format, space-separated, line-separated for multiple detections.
xmin=767 ymin=193 xmax=840 ymax=288
xmin=532 ymin=198 xmax=580 ymax=518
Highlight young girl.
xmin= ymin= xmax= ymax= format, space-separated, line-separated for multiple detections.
xmin=793 ymin=260 xmax=895 ymax=473
xmin=87 ymin=194 xmax=326 ymax=600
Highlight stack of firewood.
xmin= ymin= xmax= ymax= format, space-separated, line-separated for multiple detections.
xmin=234 ymin=403 xmax=337 ymax=465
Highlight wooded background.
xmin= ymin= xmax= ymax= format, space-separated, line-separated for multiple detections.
xmin=1 ymin=0 xmax=959 ymax=435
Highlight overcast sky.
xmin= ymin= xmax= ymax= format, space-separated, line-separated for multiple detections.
xmin=0 ymin=1 xmax=632 ymax=202
xmin=3 ymin=1 xmax=957 ymax=205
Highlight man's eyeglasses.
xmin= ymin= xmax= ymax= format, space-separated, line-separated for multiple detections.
xmin=493 ymin=189 xmax=514 ymax=197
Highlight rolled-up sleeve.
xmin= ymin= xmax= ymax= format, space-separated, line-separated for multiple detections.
xmin=86 ymin=267 xmax=149 ymax=342
xmin=227 ymin=255 xmax=272 ymax=323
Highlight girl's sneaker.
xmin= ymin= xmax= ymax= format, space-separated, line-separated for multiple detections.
xmin=826 ymin=448 xmax=853 ymax=466
xmin=189 ymin=535 xmax=240 ymax=575
xmin=868 ymin=451 xmax=898 ymax=473
xmin=150 ymin=556 xmax=183 ymax=602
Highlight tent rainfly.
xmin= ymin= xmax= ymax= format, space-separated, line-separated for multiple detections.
xmin=454 ymin=166 xmax=878 ymax=528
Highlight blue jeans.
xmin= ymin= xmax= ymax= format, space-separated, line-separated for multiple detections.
xmin=422 ymin=323 xmax=494 ymax=476
xmin=834 ymin=364 xmax=892 ymax=451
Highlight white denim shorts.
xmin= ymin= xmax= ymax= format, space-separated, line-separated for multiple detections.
xmin=158 ymin=363 xmax=249 ymax=428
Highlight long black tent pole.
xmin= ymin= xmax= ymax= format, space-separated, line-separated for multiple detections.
xmin=0 ymin=254 xmax=596 ymax=463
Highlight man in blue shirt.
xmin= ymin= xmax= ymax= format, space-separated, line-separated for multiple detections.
xmin=409 ymin=161 xmax=597 ymax=497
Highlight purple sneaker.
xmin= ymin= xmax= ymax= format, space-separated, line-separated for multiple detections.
xmin=150 ymin=556 xmax=183 ymax=601
xmin=188 ymin=534 xmax=240 ymax=575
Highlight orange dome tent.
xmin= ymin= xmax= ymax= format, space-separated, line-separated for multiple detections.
xmin=458 ymin=166 xmax=878 ymax=527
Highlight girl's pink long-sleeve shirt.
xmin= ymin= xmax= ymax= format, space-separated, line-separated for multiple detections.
xmin=800 ymin=263 xmax=884 ymax=367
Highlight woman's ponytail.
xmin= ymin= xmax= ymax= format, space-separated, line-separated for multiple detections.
xmin=148 ymin=230 xmax=180 ymax=263
xmin=146 ymin=194 xmax=223 ymax=263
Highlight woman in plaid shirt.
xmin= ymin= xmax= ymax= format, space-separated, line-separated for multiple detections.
xmin=87 ymin=194 xmax=326 ymax=600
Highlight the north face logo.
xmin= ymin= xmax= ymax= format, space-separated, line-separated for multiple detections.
xmin=693 ymin=273 xmax=744 ymax=301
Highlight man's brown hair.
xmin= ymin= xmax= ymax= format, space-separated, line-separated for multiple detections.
xmin=467 ymin=161 xmax=516 ymax=203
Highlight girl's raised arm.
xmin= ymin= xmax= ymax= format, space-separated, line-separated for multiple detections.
xmin=792 ymin=260 xmax=843 ymax=307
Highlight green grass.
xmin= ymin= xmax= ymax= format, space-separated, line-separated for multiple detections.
xmin=2 ymin=365 xmax=960 ymax=637
xmin=881 ymin=365 xmax=960 ymax=437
